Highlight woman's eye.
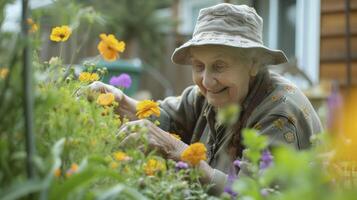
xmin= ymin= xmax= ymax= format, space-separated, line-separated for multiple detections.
xmin=193 ymin=64 xmax=204 ymax=72
xmin=214 ymin=64 xmax=226 ymax=72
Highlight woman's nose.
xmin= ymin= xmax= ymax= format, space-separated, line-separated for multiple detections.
xmin=202 ymin=70 xmax=217 ymax=89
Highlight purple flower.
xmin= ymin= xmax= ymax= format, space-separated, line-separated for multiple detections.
xmin=109 ymin=73 xmax=132 ymax=88
xmin=260 ymin=188 xmax=269 ymax=196
xmin=224 ymin=186 xmax=238 ymax=198
xmin=175 ymin=161 xmax=189 ymax=171
xmin=259 ymin=150 xmax=273 ymax=170
xmin=224 ymin=166 xmax=238 ymax=198
xmin=233 ymin=159 xmax=241 ymax=168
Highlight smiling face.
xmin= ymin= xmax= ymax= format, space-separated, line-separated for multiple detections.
xmin=190 ymin=45 xmax=257 ymax=108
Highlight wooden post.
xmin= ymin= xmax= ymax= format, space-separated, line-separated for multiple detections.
xmin=21 ymin=0 xmax=36 ymax=179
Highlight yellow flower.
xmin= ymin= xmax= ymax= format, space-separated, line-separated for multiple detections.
xmin=0 ymin=68 xmax=9 ymax=79
xmin=79 ymin=72 xmax=99 ymax=82
xmin=170 ymin=133 xmax=181 ymax=140
xmin=110 ymin=162 xmax=119 ymax=169
xmin=97 ymin=93 xmax=115 ymax=106
xmin=143 ymin=159 xmax=166 ymax=176
xmin=91 ymin=73 xmax=99 ymax=81
xmin=90 ymin=139 xmax=97 ymax=146
xmin=113 ymin=151 xmax=131 ymax=161
xmin=54 ymin=168 xmax=61 ymax=177
xmin=79 ymin=72 xmax=91 ymax=82
xmin=181 ymin=143 xmax=207 ymax=166
xmin=27 ymin=18 xmax=38 ymax=33
xmin=66 ymin=163 xmax=79 ymax=177
xmin=50 ymin=25 xmax=72 ymax=42
xmin=97 ymin=33 xmax=125 ymax=61
xmin=136 ymin=100 xmax=160 ymax=119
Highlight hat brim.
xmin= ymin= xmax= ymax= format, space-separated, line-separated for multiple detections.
xmin=171 ymin=36 xmax=288 ymax=66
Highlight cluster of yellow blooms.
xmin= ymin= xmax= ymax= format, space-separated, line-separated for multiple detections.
xmin=47 ymin=24 xmax=209 ymax=176
xmin=136 ymin=100 xmax=160 ymax=119
xmin=49 ymin=25 xmax=126 ymax=90
xmin=78 ymin=72 xmax=99 ymax=83
xmin=180 ymin=143 xmax=207 ymax=166
xmin=97 ymin=34 xmax=126 ymax=61
xmin=143 ymin=159 xmax=166 ymax=176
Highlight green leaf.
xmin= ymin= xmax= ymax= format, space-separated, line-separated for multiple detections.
xmin=49 ymin=167 xmax=123 ymax=199
xmin=96 ymin=183 xmax=147 ymax=200
xmin=0 ymin=179 xmax=45 ymax=200
xmin=216 ymin=104 xmax=240 ymax=126
xmin=242 ymin=129 xmax=268 ymax=151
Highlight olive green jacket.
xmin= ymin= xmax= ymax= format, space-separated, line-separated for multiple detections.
xmin=156 ymin=70 xmax=323 ymax=195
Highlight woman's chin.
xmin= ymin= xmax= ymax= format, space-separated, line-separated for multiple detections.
xmin=207 ymin=98 xmax=228 ymax=108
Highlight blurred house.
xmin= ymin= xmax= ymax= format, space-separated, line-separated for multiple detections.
xmin=2 ymin=0 xmax=355 ymax=100
xmin=320 ymin=0 xmax=357 ymax=86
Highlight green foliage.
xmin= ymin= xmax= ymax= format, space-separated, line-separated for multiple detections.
xmin=242 ymin=129 xmax=268 ymax=164
xmin=216 ymin=104 xmax=240 ymax=126
xmin=230 ymin=130 xmax=357 ymax=200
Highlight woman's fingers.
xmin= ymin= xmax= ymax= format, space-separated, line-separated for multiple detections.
xmin=116 ymin=119 xmax=182 ymax=159
xmin=119 ymin=132 xmax=141 ymax=148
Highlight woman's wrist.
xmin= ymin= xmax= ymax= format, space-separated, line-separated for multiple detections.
xmin=198 ymin=161 xmax=228 ymax=195
xmin=198 ymin=161 xmax=215 ymax=184
xmin=116 ymin=94 xmax=138 ymax=120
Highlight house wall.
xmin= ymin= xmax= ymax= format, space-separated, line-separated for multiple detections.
xmin=320 ymin=0 xmax=357 ymax=85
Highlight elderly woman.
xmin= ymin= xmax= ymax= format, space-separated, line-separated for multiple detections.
xmin=88 ymin=3 xmax=322 ymax=195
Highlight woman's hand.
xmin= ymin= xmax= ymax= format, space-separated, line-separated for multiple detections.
xmin=78 ymin=81 xmax=138 ymax=120
xmin=86 ymin=81 xmax=124 ymax=102
xmin=117 ymin=119 xmax=188 ymax=161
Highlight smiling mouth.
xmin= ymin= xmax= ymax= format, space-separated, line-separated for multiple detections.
xmin=209 ymin=87 xmax=228 ymax=94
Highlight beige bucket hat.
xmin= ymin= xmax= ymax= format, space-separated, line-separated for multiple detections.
xmin=171 ymin=3 xmax=288 ymax=65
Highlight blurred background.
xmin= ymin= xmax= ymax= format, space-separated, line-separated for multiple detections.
xmin=1 ymin=0 xmax=356 ymax=124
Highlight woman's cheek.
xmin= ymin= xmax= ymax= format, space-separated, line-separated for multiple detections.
xmin=228 ymin=87 xmax=238 ymax=102
xmin=192 ymin=74 xmax=206 ymax=96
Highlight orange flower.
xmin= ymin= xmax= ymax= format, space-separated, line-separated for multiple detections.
xmin=181 ymin=143 xmax=207 ymax=166
xmin=113 ymin=151 xmax=131 ymax=161
xmin=54 ymin=168 xmax=61 ymax=177
xmin=50 ymin=25 xmax=71 ymax=42
xmin=66 ymin=163 xmax=79 ymax=177
xmin=27 ymin=18 xmax=39 ymax=33
xmin=97 ymin=93 xmax=115 ymax=106
xmin=143 ymin=159 xmax=166 ymax=176
xmin=97 ymin=34 xmax=125 ymax=61
xmin=136 ymin=100 xmax=160 ymax=119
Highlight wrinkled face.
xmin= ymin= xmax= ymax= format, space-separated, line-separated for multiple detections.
xmin=190 ymin=45 xmax=254 ymax=108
